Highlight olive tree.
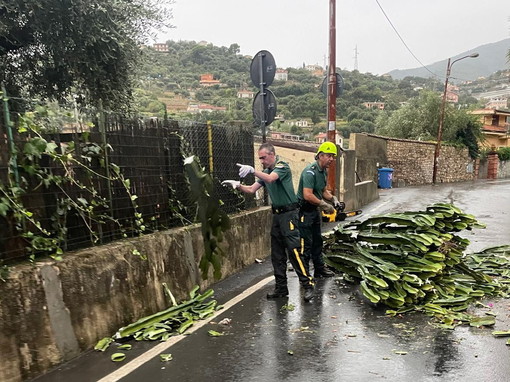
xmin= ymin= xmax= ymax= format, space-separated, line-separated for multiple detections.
xmin=0 ymin=0 xmax=173 ymax=111
xmin=375 ymin=90 xmax=482 ymax=158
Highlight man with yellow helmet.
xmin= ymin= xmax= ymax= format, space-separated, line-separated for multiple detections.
xmin=296 ymin=142 xmax=343 ymax=284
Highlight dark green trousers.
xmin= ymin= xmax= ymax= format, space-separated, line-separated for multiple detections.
xmin=298 ymin=208 xmax=325 ymax=271
xmin=270 ymin=209 xmax=314 ymax=292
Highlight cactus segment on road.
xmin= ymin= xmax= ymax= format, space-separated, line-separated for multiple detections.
xmin=324 ymin=203 xmax=510 ymax=327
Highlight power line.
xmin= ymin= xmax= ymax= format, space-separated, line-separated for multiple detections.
xmin=374 ymin=0 xmax=440 ymax=79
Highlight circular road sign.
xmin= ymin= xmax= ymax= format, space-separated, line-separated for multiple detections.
xmin=320 ymin=73 xmax=344 ymax=97
xmin=250 ymin=50 xmax=276 ymax=88
xmin=253 ymin=89 xmax=277 ymax=127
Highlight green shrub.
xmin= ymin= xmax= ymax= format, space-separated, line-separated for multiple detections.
xmin=497 ymin=147 xmax=510 ymax=161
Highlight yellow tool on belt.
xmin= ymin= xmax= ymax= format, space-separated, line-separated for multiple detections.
xmin=322 ymin=202 xmax=362 ymax=222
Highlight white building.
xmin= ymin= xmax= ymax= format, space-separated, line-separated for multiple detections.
xmin=275 ymin=69 xmax=288 ymax=82
xmin=486 ymin=97 xmax=508 ymax=110
xmin=237 ymin=90 xmax=254 ymax=99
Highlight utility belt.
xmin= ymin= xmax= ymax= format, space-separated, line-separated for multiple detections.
xmin=271 ymin=202 xmax=299 ymax=214
xmin=299 ymin=200 xmax=319 ymax=213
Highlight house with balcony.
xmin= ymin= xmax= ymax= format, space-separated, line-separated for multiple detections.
xmin=289 ymin=120 xmax=310 ymax=128
xmin=152 ymin=43 xmax=169 ymax=52
xmin=187 ymin=103 xmax=226 ymax=114
xmin=304 ymin=64 xmax=324 ymax=77
xmin=363 ymin=101 xmax=385 ymax=110
xmin=237 ymin=90 xmax=254 ymax=99
xmin=275 ymin=69 xmax=288 ymax=82
xmin=486 ymin=97 xmax=508 ymax=109
xmin=270 ymin=132 xmax=302 ymax=141
xmin=199 ymin=74 xmax=221 ymax=87
xmin=315 ymin=132 xmax=343 ymax=147
xmin=470 ymin=108 xmax=510 ymax=148
xmin=445 ymin=84 xmax=459 ymax=103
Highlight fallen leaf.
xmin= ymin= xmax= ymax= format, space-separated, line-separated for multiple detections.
xmin=280 ymin=304 xmax=295 ymax=312
xmin=470 ymin=316 xmax=495 ymax=327
xmin=160 ymin=353 xmax=173 ymax=362
xmin=218 ymin=318 xmax=232 ymax=325
xmin=492 ymin=330 xmax=510 ymax=337
xmin=111 ymin=353 xmax=126 ymax=362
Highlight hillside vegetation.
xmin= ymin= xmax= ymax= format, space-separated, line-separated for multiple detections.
xmin=137 ymin=40 xmax=492 ymax=143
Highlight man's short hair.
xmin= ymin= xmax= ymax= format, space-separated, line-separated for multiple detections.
xmin=259 ymin=143 xmax=275 ymax=154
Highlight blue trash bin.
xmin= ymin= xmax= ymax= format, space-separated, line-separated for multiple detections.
xmin=378 ymin=168 xmax=394 ymax=189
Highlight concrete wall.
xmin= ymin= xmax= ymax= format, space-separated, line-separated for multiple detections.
xmin=349 ymin=133 xmax=387 ymax=184
xmin=355 ymin=180 xmax=379 ymax=210
xmin=498 ymin=159 xmax=510 ymax=179
xmin=0 ymin=208 xmax=272 ymax=382
xmin=476 ymin=158 xmax=510 ymax=179
xmin=477 ymin=158 xmax=488 ymax=179
xmin=253 ymin=141 xmax=379 ymax=211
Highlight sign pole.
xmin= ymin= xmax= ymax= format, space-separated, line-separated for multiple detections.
xmin=258 ymin=52 xmax=266 ymax=142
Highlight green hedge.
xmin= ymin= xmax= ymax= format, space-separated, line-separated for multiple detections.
xmin=497 ymin=147 xmax=510 ymax=161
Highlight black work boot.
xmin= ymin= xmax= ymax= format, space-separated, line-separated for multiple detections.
xmin=314 ymin=266 xmax=335 ymax=278
xmin=267 ymin=289 xmax=289 ymax=299
xmin=303 ymin=287 xmax=314 ymax=302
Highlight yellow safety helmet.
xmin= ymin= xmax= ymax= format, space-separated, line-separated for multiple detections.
xmin=316 ymin=141 xmax=338 ymax=158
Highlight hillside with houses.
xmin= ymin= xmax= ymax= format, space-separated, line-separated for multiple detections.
xmin=137 ymin=40 xmax=510 ymax=149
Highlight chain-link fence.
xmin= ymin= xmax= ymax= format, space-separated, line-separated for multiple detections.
xmin=0 ymin=98 xmax=256 ymax=263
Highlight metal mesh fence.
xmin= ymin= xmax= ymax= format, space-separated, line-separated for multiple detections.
xmin=0 ymin=101 xmax=256 ymax=263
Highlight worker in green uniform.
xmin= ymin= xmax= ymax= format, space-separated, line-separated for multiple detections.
xmin=222 ymin=143 xmax=314 ymax=301
xmin=297 ymin=141 xmax=343 ymax=278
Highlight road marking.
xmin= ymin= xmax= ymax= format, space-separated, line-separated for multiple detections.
xmin=98 ymin=276 xmax=273 ymax=382
xmin=366 ymin=198 xmax=392 ymax=214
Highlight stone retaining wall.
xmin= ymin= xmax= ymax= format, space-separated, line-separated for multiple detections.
xmin=0 ymin=208 xmax=272 ymax=382
xmin=351 ymin=133 xmax=476 ymax=186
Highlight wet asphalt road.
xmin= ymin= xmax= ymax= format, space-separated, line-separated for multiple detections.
xmin=34 ymin=179 xmax=510 ymax=382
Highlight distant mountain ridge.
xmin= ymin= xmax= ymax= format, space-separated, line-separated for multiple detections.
xmin=388 ymin=38 xmax=510 ymax=82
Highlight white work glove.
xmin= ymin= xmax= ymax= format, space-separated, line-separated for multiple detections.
xmin=331 ymin=196 xmax=344 ymax=210
xmin=236 ymin=163 xmax=254 ymax=178
xmin=221 ymin=180 xmax=240 ymax=189
xmin=319 ymin=200 xmax=335 ymax=214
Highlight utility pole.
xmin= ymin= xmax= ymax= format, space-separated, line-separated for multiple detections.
xmin=432 ymin=53 xmax=479 ymax=184
xmin=326 ymin=0 xmax=337 ymax=194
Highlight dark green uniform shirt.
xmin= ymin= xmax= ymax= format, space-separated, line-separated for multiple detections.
xmin=296 ymin=161 xmax=326 ymax=201
xmin=257 ymin=157 xmax=297 ymax=207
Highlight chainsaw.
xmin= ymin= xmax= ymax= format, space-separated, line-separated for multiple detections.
xmin=322 ymin=201 xmax=362 ymax=223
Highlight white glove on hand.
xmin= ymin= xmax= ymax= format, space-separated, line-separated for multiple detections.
xmin=319 ymin=200 xmax=335 ymax=214
xmin=331 ymin=196 xmax=343 ymax=210
xmin=236 ymin=163 xmax=255 ymax=178
xmin=221 ymin=180 xmax=240 ymax=189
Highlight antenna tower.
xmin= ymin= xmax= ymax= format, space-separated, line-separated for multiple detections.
xmin=353 ymin=45 xmax=359 ymax=71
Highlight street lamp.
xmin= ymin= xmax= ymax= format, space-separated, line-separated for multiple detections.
xmin=432 ymin=52 xmax=479 ymax=184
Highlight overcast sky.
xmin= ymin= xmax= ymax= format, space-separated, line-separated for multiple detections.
xmin=157 ymin=0 xmax=510 ymax=75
